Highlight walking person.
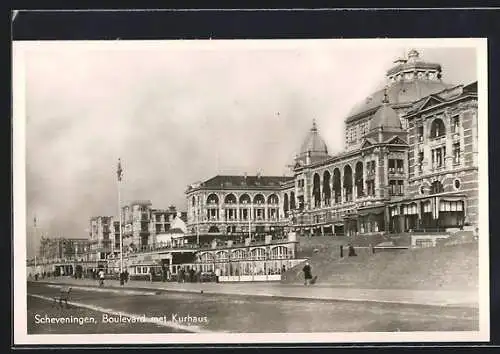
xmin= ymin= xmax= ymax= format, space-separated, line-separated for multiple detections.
xmin=215 ymin=268 xmax=220 ymax=283
xmin=190 ymin=267 xmax=195 ymax=283
xmin=348 ymin=243 xmax=357 ymax=257
xmin=302 ymin=261 xmax=313 ymax=286
xmin=98 ymin=269 xmax=105 ymax=287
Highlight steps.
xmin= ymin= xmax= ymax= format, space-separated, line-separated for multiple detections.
xmin=283 ymin=242 xmax=478 ymax=291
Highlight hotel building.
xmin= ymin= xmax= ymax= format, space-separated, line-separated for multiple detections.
xmin=280 ymin=49 xmax=478 ymax=248
xmin=187 ymin=49 xmax=479 ymax=260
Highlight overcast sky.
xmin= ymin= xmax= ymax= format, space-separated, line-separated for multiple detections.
xmin=17 ymin=40 xmax=478 ymax=256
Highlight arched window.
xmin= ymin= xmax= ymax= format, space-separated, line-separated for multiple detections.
xmin=239 ymin=194 xmax=251 ymax=204
xmin=250 ymin=248 xmax=265 ymax=261
xmin=430 ymin=118 xmax=446 ymax=138
xmin=313 ymin=173 xmax=321 ymax=207
xmin=200 ymin=253 xmax=214 ymax=263
xmin=271 ymin=246 xmax=289 ymax=259
xmin=323 ymin=171 xmax=331 ymax=206
xmin=215 ymin=251 xmax=229 ymax=262
xmin=343 ymin=165 xmax=353 ymax=202
xmin=232 ymin=249 xmax=247 ymax=260
xmin=224 ymin=193 xmax=237 ymax=204
xmin=355 ymin=162 xmax=364 ymax=198
xmin=208 ymin=225 xmax=220 ymax=233
xmin=333 ymin=168 xmax=342 ymax=203
xmin=267 ymin=194 xmax=279 ymax=205
xmin=253 ymin=194 xmax=265 ymax=205
xmin=207 ymin=194 xmax=219 ymax=205
xmin=283 ymin=193 xmax=289 ymax=214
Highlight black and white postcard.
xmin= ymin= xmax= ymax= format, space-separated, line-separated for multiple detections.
xmin=13 ymin=37 xmax=489 ymax=344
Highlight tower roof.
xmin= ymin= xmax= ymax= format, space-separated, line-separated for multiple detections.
xmin=346 ymin=49 xmax=453 ymax=122
xmin=369 ymin=88 xmax=401 ymax=131
xmin=370 ymin=104 xmax=401 ymax=131
xmin=299 ymin=119 xmax=329 ymax=156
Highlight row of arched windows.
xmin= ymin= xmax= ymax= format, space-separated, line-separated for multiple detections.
xmin=283 ymin=162 xmax=367 ymax=211
xmin=201 ymin=193 xmax=279 ymax=206
xmin=198 ymin=246 xmax=289 ymax=262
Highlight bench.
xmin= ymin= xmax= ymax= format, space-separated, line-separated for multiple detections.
xmin=53 ymin=287 xmax=72 ymax=308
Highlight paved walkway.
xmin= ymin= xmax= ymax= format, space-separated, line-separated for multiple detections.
xmin=32 ymin=277 xmax=479 ymax=308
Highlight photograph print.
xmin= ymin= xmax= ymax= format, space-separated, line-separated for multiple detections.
xmin=13 ymin=38 xmax=489 ymax=345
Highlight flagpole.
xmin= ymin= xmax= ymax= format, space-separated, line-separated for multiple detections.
xmin=33 ymin=216 xmax=37 ymax=268
xmin=117 ymin=159 xmax=123 ymax=275
xmin=119 ymin=180 xmax=123 ymax=273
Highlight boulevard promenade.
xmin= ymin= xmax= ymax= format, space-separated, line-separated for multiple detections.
xmin=33 ymin=277 xmax=479 ymax=308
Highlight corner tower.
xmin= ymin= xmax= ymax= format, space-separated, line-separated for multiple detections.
xmin=294 ymin=119 xmax=329 ymax=166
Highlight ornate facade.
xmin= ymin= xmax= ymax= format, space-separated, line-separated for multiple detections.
xmin=282 ymin=50 xmax=479 ymax=244
xmin=185 ymin=175 xmax=293 ymax=243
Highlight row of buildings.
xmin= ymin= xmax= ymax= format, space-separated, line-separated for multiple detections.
xmin=186 ymin=49 xmax=478 ymax=247
xmin=89 ymin=203 xmax=187 ymax=261
xmin=30 ymin=49 xmax=480 ymax=280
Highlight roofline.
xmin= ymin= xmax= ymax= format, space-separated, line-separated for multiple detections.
xmin=296 ymin=140 xmax=409 ymax=171
xmin=403 ymin=92 xmax=477 ymax=120
xmin=186 ymin=185 xmax=291 ymax=194
xmin=185 ymin=175 xmax=294 ymax=194
xmin=89 ymin=216 xmax=113 ymax=220
xmin=386 ymin=62 xmax=442 ymax=76
xmin=345 ymin=102 xmax=410 ymax=124
xmin=123 ymin=200 xmax=153 ymax=206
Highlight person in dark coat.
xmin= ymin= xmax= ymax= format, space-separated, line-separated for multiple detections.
xmin=302 ymin=261 xmax=312 ymax=286
xmin=348 ymin=244 xmax=357 ymax=257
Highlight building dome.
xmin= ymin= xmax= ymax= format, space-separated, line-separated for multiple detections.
xmin=345 ymin=49 xmax=453 ymax=123
xmin=296 ymin=119 xmax=329 ymax=165
xmin=299 ymin=120 xmax=328 ymax=155
xmin=369 ymin=92 xmax=401 ymax=131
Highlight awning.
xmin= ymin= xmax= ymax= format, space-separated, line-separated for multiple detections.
xmin=357 ymin=206 xmax=385 ymax=217
xmin=441 ymin=197 xmax=466 ymax=203
xmin=440 ymin=200 xmax=464 ymax=212
xmin=401 ymin=203 xmax=418 ymax=215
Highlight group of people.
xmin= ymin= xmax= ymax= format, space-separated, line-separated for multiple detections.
xmin=119 ymin=270 xmax=130 ymax=285
xmin=177 ymin=266 xmax=202 ymax=283
xmin=29 ymin=269 xmax=78 ymax=281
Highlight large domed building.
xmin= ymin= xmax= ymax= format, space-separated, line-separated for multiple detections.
xmin=181 ymin=48 xmax=478 ymax=278
xmin=344 ymin=49 xmax=454 ymax=151
xmin=280 ymin=49 xmax=478 ymax=245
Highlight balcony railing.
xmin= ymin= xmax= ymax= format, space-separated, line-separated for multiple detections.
xmin=388 ymin=168 xmax=404 ymax=175
xmin=431 ymin=164 xmax=445 ymax=172
xmin=429 ymin=136 xmax=446 ymax=147
xmin=125 ymin=235 xmax=293 ymax=255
